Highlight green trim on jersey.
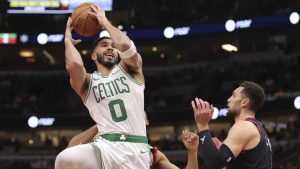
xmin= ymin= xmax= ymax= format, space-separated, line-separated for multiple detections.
xmin=83 ymin=73 xmax=93 ymax=104
xmin=117 ymin=64 xmax=143 ymax=86
xmin=94 ymin=71 xmax=110 ymax=78
xmin=93 ymin=65 xmax=118 ymax=78
xmin=100 ymin=134 xmax=148 ymax=144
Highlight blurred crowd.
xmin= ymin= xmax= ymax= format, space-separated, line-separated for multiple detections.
xmin=0 ymin=55 xmax=299 ymax=117
xmin=145 ymin=54 xmax=300 ymax=111
xmin=120 ymin=0 xmax=300 ymax=29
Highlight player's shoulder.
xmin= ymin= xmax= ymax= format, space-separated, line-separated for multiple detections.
xmin=231 ymin=120 xmax=259 ymax=137
xmin=232 ymin=120 xmax=257 ymax=131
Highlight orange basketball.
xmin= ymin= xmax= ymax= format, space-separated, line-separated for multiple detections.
xmin=71 ymin=3 xmax=102 ymax=37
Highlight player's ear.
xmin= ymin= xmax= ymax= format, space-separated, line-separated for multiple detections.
xmin=241 ymin=98 xmax=250 ymax=108
xmin=91 ymin=52 xmax=97 ymax=62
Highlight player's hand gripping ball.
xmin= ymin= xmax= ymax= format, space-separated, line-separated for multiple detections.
xmin=71 ymin=3 xmax=102 ymax=37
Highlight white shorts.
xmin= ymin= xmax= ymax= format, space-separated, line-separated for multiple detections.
xmin=92 ymin=135 xmax=150 ymax=169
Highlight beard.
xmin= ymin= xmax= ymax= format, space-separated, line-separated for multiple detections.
xmin=226 ymin=109 xmax=236 ymax=118
xmin=227 ymin=107 xmax=241 ymax=119
xmin=96 ymin=54 xmax=118 ymax=68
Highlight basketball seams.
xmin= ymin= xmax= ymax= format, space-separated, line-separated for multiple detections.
xmin=73 ymin=7 xmax=91 ymax=35
xmin=72 ymin=3 xmax=100 ymax=37
xmin=71 ymin=3 xmax=92 ymax=22
xmin=83 ymin=11 xmax=91 ymax=36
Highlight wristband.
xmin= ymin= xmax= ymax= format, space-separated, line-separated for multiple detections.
xmin=198 ymin=130 xmax=210 ymax=144
xmin=198 ymin=129 xmax=234 ymax=168
xmin=119 ymin=40 xmax=137 ymax=59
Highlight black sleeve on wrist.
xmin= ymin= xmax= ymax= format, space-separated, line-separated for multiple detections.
xmin=198 ymin=130 xmax=235 ymax=169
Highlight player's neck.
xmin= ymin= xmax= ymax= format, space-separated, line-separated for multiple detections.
xmin=97 ymin=64 xmax=115 ymax=76
xmin=235 ymin=109 xmax=255 ymax=122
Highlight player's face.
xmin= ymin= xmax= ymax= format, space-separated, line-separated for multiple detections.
xmin=227 ymin=87 xmax=245 ymax=116
xmin=94 ymin=39 xmax=119 ymax=68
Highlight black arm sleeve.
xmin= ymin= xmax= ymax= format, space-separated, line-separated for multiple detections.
xmin=198 ymin=130 xmax=235 ymax=169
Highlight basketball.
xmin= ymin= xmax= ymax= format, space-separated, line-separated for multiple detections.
xmin=71 ymin=3 xmax=102 ymax=37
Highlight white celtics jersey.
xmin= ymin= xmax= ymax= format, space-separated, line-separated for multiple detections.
xmin=84 ymin=64 xmax=147 ymax=136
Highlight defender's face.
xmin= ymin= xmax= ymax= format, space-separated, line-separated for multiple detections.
xmin=93 ymin=39 xmax=119 ymax=67
xmin=227 ymin=87 xmax=245 ymax=115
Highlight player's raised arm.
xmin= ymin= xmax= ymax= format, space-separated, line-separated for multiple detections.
xmin=88 ymin=5 xmax=143 ymax=84
xmin=64 ymin=17 xmax=89 ymax=99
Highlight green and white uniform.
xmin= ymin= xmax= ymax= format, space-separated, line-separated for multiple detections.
xmin=84 ymin=64 xmax=149 ymax=169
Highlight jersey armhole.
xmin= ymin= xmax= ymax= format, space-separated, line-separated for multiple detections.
xmin=245 ymin=118 xmax=261 ymax=132
xmin=117 ymin=64 xmax=144 ymax=86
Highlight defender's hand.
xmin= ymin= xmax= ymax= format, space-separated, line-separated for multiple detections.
xmin=191 ymin=98 xmax=213 ymax=130
xmin=182 ymin=130 xmax=199 ymax=152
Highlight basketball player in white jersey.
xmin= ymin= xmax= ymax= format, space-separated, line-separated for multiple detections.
xmin=55 ymin=5 xmax=150 ymax=169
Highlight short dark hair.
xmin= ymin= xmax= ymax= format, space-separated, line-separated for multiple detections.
xmin=239 ymin=81 xmax=265 ymax=112
xmin=90 ymin=36 xmax=111 ymax=51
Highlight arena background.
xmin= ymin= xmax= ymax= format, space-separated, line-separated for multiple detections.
xmin=0 ymin=0 xmax=300 ymax=168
